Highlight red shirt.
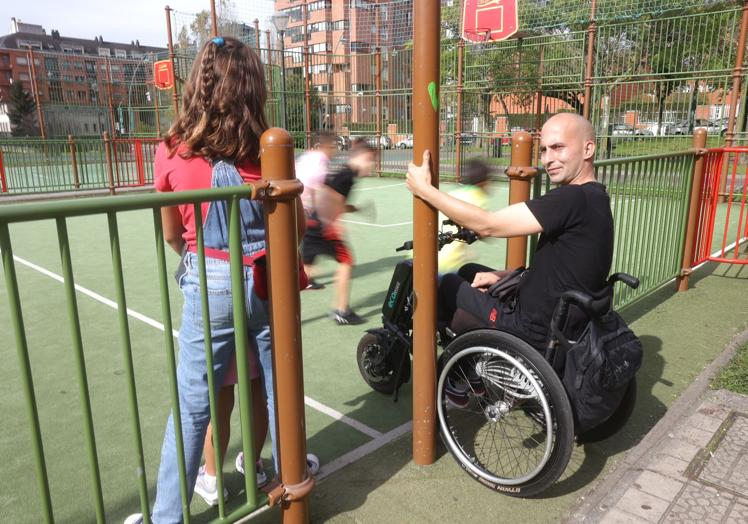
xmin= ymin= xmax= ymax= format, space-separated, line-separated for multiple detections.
xmin=153 ymin=142 xmax=262 ymax=250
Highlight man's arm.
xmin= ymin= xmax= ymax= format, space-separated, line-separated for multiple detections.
xmin=406 ymin=150 xmax=543 ymax=238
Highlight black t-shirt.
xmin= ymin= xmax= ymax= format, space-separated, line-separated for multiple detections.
xmin=325 ymin=164 xmax=357 ymax=198
xmin=518 ymin=182 xmax=614 ymax=346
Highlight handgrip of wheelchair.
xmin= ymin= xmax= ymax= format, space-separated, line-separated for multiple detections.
xmin=607 ymin=272 xmax=639 ymax=289
xmin=395 ymin=241 xmax=413 ymax=252
xmin=559 ymin=290 xmax=611 ymax=319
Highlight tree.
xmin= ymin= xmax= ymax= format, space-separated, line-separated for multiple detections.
xmin=8 ymin=81 xmax=39 ymax=136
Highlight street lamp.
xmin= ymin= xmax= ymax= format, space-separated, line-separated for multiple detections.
xmin=271 ymin=12 xmax=289 ymax=130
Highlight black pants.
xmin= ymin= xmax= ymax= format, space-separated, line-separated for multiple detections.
xmin=437 ymin=263 xmax=519 ymax=334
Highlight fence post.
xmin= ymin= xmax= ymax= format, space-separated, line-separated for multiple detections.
xmin=582 ymin=0 xmax=598 ymax=119
xmin=455 ymin=38 xmax=464 ymax=181
xmin=165 ymin=6 xmax=180 ymax=118
xmin=303 ymin=2 xmax=312 ymax=149
xmin=375 ymin=46 xmax=383 ymax=176
xmin=505 ymin=131 xmax=534 ymax=269
xmin=134 ymin=140 xmax=145 ymax=186
xmin=412 ymin=0 xmax=440 ymax=467
xmin=266 ymin=29 xmax=275 ymax=127
xmin=254 ymin=19 xmax=261 ymax=50
xmin=103 ymin=132 xmax=115 ymax=195
xmin=210 ymin=0 xmax=218 ymax=37
xmin=720 ymin=0 xmax=748 ymax=201
xmin=260 ymin=128 xmax=311 ymax=524
xmin=26 ymin=46 xmax=46 ymax=139
xmin=0 ymin=150 xmax=7 ymax=193
xmin=68 ymin=135 xmax=80 ymax=189
xmin=676 ymin=128 xmax=708 ymax=292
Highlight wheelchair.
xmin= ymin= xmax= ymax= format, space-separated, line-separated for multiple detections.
xmin=356 ymin=221 xmax=639 ymax=497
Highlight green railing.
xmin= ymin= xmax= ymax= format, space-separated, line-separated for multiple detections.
xmin=0 ymin=136 xmax=160 ymax=195
xmin=0 ymin=185 xmax=301 ymax=523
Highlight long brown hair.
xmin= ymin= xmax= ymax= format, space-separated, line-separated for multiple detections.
xmin=165 ymin=36 xmax=268 ymax=162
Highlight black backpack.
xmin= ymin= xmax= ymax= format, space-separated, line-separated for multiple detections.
xmin=559 ymin=310 xmax=643 ymax=434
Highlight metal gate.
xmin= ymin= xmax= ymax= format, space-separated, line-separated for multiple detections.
xmin=692 ymin=147 xmax=748 ymax=266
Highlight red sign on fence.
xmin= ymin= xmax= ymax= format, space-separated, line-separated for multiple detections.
xmin=462 ymin=0 xmax=519 ymax=43
xmin=153 ymin=60 xmax=174 ymax=90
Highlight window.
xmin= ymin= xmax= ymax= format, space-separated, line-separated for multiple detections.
xmin=16 ymin=57 xmax=28 ymax=65
xmin=114 ymin=49 xmax=127 ymax=59
xmin=84 ymin=123 xmax=89 ymax=132
xmin=19 ymin=72 xmax=30 ymax=81
xmin=75 ymin=75 xmax=85 ymax=83
xmin=18 ymin=40 xmax=42 ymax=50
xmin=98 ymin=47 xmax=111 ymax=57
xmin=77 ymin=91 xmax=86 ymax=100
xmin=62 ymin=45 xmax=84 ymax=54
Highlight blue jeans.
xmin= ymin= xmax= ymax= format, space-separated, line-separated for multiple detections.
xmin=151 ymin=254 xmax=275 ymax=524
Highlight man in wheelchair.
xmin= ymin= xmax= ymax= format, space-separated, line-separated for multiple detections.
xmin=406 ymin=113 xmax=614 ymax=351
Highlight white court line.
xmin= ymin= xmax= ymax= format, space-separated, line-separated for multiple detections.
xmin=8 ymin=252 xmax=383 ymax=440
xmin=304 ymin=396 xmax=382 ymax=439
xmin=356 ymin=182 xmax=406 ymax=191
xmin=339 ymin=219 xmax=412 ymax=228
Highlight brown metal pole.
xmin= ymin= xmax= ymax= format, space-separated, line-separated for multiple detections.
xmin=375 ymin=47 xmax=383 ymax=176
xmin=154 ymin=82 xmax=162 ymax=136
xmin=103 ymin=132 xmax=115 ymax=195
xmin=68 ymin=134 xmax=80 ymax=189
xmin=165 ymin=6 xmax=180 ymax=117
xmin=720 ymin=0 xmax=748 ymax=200
xmin=106 ymin=58 xmax=116 ymax=135
xmin=505 ymin=131 xmax=534 ymax=269
xmin=533 ymin=45 xmax=545 ymax=166
xmin=266 ymin=30 xmax=275 ymax=127
xmin=303 ymin=1 xmax=312 ymax=148
xmin=411 ymin=0 xmax=440 ymax=467
xmin=676 ymin=128 xmax=708 ymax=292
xmin=26 ymin=46 xmax=46 ymax=139
xmin=260 ymin=127 xmax=311 ymax=524
xmin=582 ymin=0 xmax=597 ymax=119
xmin=455 ymin=39 xmax=464 ymax=182
xmin=254 ymin=19 xmax=261 ymax=50
xmin=210 ymin=0 xmax=218 ymax=37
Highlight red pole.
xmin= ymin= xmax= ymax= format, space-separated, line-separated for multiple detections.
xmin=303 ymin=1 xmax=312 ymax=148
xmin=583 ymin=0 xmax=597 ymax=119
xmin=0 ymin=150 xmax=8 ymax=193
xmin=27 ymin=46 xmax=46 ymax=139
xmin=411 ymin=0 xmax=440 ymax=467
xmin=135 ymin=139 xmax=145 ymax=186
xmin=210 ymin=0 xmax=218 ymax=37
xmin=165 ymin=6 xmax=180 ymax=117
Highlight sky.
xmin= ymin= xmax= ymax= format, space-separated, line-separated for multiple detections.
xmin=0 ymin=0 xmax=276 ymax=48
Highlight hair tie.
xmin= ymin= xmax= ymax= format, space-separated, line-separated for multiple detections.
xmin=211 ymin=36 xmax=224 ymax=46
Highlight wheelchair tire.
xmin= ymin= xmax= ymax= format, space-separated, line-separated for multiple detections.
xmin=576 ymin=377 xmax=637 ymax=444
xmin=356 ymin=332 xmax=411 ymax=394
xmin=437 ymin=329 xmax=574 ymax=497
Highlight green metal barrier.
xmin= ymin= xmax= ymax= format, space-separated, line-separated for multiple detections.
xmin=0 ymin=187 xmax=290 ymax=523
xmin=0 ymin=136 xmax=159 ymax=195
xmin=531 ymin=150 xmax=696 ymax=308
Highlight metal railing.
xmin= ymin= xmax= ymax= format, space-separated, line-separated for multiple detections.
xmin=0 ymin=135 xmax=160 ymax=195
xmin=0 ymin=129 xmax=310 ymax=523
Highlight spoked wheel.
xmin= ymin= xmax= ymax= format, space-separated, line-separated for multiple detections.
xmin=576 ymin=377 xmax=637 ymax=444
xmin=357 ymin=332 xmax=411 ymax=394
xmin=437 ymin=329 xmax=574 ymax=497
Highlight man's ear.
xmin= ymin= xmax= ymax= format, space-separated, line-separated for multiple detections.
xmin=583 ymin=139 xmax=596 ymax=160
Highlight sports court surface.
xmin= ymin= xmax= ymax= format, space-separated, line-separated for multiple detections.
xmin=1 ymin=176 xmax=746 ymax=523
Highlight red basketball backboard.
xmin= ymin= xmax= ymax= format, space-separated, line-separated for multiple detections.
xmin=462 ymin=0 xmax=519 ymax=43
xmin=153 ymin=60 xmax=174 ymax=90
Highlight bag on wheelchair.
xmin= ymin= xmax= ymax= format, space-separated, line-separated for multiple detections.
xmin=560 ymin=310 xmax=643 ymax=433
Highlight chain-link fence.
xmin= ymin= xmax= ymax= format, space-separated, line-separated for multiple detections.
xmin=6 ymin=0 xmax=748 ymax=175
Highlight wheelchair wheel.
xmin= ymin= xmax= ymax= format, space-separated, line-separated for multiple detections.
xmin=437 ymin=329 xmax=574 ymax=497
xmin=576 ymin=377 xmax=637 ymax=444
xmin=357 ymin=332 xmax=411 ymax=394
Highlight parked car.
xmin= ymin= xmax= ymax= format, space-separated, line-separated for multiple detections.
xmin=611 ymin=123 xmax=653 ymax=137
xmin=336 ymin=135 xmax=351 ymax=150
xmin=364 ymin=135 xmax=392 ymax=149
xmin=396 ymin=135 xmax=414 ymax=149
xmin=669 ymin=119 xmax=727 ymax=136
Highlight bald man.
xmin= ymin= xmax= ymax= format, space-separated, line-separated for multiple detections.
xmin=406 ymin=113 xmax=613 ymax=355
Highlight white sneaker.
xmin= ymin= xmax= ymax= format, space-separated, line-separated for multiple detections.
xmin=194 ymin=465 xmax=228 ymax=506
xmin=306 ymin=453 xmax=320 ymax=476
xmin=123 ymin=515 xmax=143 ymax=524
xmin=235 ymin=452 xmax=269 ymax=487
